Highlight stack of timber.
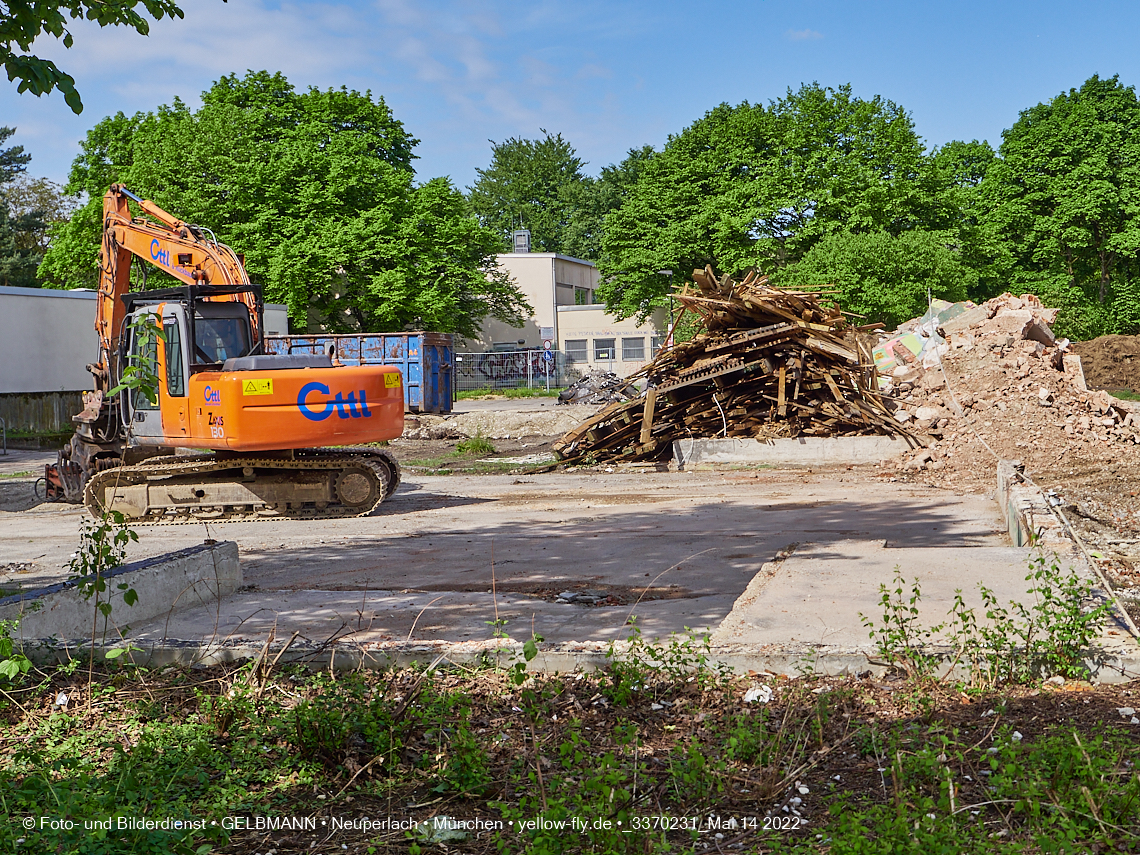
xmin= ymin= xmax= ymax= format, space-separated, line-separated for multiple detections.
xmin=552 ymin=266 xmax=917 ymax=464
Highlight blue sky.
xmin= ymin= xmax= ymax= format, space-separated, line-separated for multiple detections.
xmin=4 ymin=0 xmax=1140 ymax=190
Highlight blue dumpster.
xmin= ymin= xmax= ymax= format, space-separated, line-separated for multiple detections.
xmin=264 ymin=332 xmax=453 ymax=414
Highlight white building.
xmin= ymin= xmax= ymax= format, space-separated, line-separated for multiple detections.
xmin=463 ymin=250 xmax=667 ymax=379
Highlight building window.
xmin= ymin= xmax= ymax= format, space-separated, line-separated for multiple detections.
xmin=565 ymin=339 xmax=587 ymax=363
xmin=622 ymin=337 xmax=646 ymax=361
xmin=594 ymin=338 xmax=616 ymax=361
xmin=574 ymin=287 xmax=592 ymax=305
xmin=651 ymin=335 xmax=666 ymax=354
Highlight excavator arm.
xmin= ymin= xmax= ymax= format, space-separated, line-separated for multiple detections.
xmin=81 ymin=185 xmax=262 ymax=442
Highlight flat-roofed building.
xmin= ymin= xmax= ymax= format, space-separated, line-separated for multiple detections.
xmin=463 ymin=251 xmax=666 ymax=379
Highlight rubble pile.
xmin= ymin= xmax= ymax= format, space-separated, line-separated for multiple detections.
xmin=883 ymin=293 xmax=1140 ymax=477
xmin=557 ymin=370 xmax=638 ymax=406
xmin=553 ymin=267 xmax=915 ymax=464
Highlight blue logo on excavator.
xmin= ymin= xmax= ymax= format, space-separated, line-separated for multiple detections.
xmin=297 ymin=382 xmax=374 ymax=422
xmin=150 ymin=238 xmax=171 ymax=268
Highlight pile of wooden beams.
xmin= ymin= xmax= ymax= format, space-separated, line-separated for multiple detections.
xmin=552 ymin=266 xmax=916 ymax=464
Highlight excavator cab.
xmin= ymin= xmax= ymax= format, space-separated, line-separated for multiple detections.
xmin=120 ymin=287 xmax=259 ymax=444
xmin=192 ymin=304 xmax=252 ymax=365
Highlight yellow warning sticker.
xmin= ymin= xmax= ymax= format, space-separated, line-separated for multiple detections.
xmin=384 ymin=372 xmax=403 ymax=388
xmin=242 ymin=379 xmax=274 ymax=396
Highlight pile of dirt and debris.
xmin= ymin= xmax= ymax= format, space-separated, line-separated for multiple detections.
xmin=1070 ymin=335 xmax=1140 ymax=392
xmin=557 ymin=370 xmax=638 ymax=405
xmin=875 ymin=293 xmax=1140 ymax=598
xmin=553 ymin=267 xmax=915 ymax=465
xmin=883 ymin=292 xmax=1138 ymax=473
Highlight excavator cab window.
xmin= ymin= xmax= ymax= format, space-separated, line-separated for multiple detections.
xmin=164 ymin=319 xmax=185 ymax=396
xmin=127 ymin=322 xmax=159 ymax=411
xmin=193 ymin=303 xmax=252 ymax=365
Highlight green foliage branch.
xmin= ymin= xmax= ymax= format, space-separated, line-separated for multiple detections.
xmin=0 ymin=0 xmax=184 ymax=113
xmin=862 ymin=557 xmax=1110 ymax=687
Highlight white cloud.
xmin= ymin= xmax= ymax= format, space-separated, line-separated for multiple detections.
xmin=785 ymin=28 xmax=824 ymax=41
xmin=577 ymin=63 xmax=613 ymax=80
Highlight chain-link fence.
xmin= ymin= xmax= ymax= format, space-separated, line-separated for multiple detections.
xmin=454 ymin=350 xmax=583 ymax=392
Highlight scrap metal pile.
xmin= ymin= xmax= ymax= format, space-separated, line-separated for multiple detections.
xmin=553 ymin=267 xmax=915 ymax=464
xmin=557 ymin=369 xmax=638 ymax=406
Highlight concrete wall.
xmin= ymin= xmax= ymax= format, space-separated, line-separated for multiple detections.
xmin=0 ymin=541 xmax=240 ymax=642
xmin=264 ymin=304 xmax=289 ymax=336
xmin=0 ymin=289 xmax=289 ymax=434
xmin=0 ymin=286 xmax=98 ymax=394
xmin=469 ymin=254 xmax=561 ymax=351
xmin=464 ymin=254 xmax=665 ymax=380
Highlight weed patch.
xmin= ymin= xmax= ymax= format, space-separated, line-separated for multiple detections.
xmin=862 ymin=556 xmax=1110 ymax=688
xmin=455 ymin=433 xmax=496 ymax=455
xmin=457 ymin=388 xmax=563 ymax=399
xmin=1 ymin=641 xmax=1137 ymax=853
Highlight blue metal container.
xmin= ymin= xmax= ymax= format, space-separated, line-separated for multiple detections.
xmin=264 ymin=332 xmax=453 ymax=414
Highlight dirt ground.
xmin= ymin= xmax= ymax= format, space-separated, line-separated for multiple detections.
xmin=1071 ymin=334 xmax=1140 ymax=392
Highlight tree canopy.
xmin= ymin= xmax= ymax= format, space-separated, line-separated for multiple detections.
xmin=41 ymin=71 xmax=531 ymax=336
xmin=979 ymin=74 xmax=1140 ymax=338
xmin=595 ymin=84 xmax=942 ymax=320
xmin=1 ymin=0 xmax=184 ymax=113
xmin=0 ymin=125 xmax=47 ymax=287
xmin=468 ymin=131 xmax=587 ymax=253
xmin=776 ymin=230 xmax=971 ymax=329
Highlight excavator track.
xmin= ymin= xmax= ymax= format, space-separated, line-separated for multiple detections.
xmin=84 ymin=447 xmax=401 ymax=524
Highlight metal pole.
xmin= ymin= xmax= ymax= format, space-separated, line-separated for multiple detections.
xmin=527 ymin=351 xmax=533 ymax=389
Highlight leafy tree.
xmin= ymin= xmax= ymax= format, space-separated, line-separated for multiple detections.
xmin=560 ymin=145 xmax=655 ymax=263
xmin=0 ymin=126 xmax=30 ymax=181
xmin=0 ymin=197 xmax=43 ymax=286
xmin=774 ymin=230 xmax=971 ymax=329
xmin=1 ymin=0 xmax=184 ymax=113
xmin=0 ymin=125 xmax=45 ymax=287
xmin=40 ymin=71 xmax=531 ymax=335
xmin=597 ymin=84 xmax=941 ymax=320
xmin=468 ymin=130 xmax=586 ymax=253
xmin=979 ymin=74 xmax=1140 ymax=337
xmin=4 ymin=174 xmax=77 ymax=253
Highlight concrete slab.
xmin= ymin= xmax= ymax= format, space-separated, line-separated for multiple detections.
xmin=0 ymin=448 xmax=53 ymax=476
xmin=127 ymin=588 xmax=739 ymax=646
xmin=674 ymin=436 xmax=909 ymax=468
xmin=108 ymin=470 xmax=1028 ymax=650
xmin=711 ymin=540 xmax=1048 ymax=647
xmin=5 ymin=464 xmax=1135 ymax=679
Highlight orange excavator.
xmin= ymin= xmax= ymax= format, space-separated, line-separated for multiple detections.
xmin=47 ymin=185 xmax=405 ymax=522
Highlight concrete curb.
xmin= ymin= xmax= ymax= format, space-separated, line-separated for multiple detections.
xmin=1 ymin=541 xmax=240 ymax=642
xmin=14 ymin=638 xmax=1140 ymax=683
xmin=997 ymin=460 xmax=1069 ymax=550
xmin=673 ymin=436 xmax=908 ymax=468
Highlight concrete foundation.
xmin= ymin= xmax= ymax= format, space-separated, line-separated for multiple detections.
xmin=673 ymin=435 xmax=909 ymax=468
xmin=1 ymin=541 xmax=240 ymax=642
